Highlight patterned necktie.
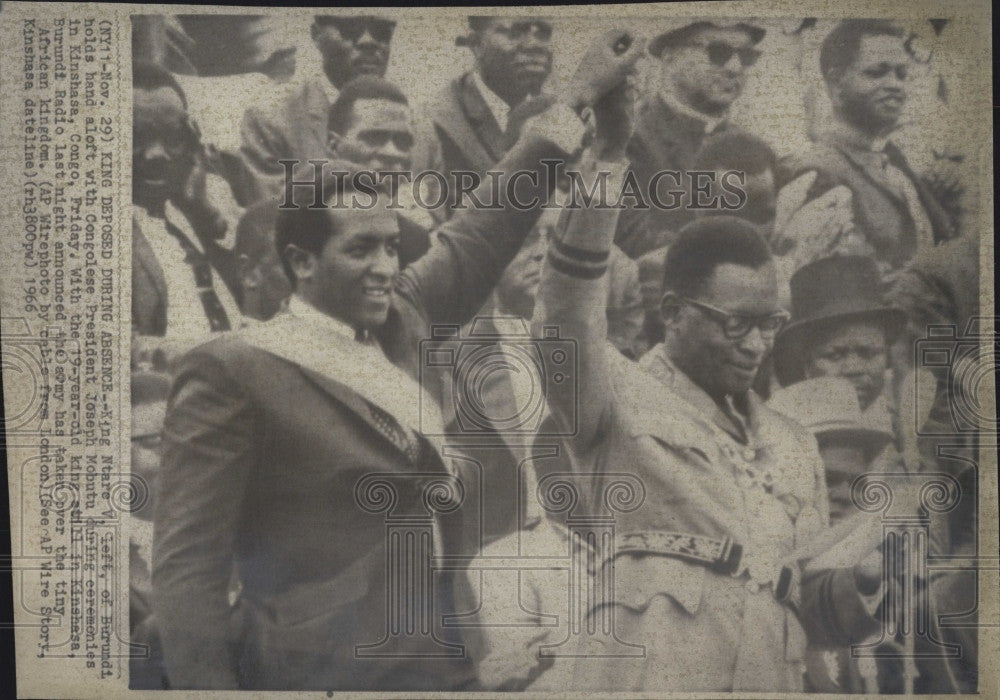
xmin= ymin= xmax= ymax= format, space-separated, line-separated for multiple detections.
xmin=164 ymin=217 xmax=231 ymax=332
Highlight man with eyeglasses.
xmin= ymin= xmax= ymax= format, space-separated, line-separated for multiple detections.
xmin=239 ymin=15 xmax=397 ymax=203
xmin=614 ymin=20 xmax=765 ymax=258
xmin=535 ymin=212 xmax=884 ymax=691
xmin=412 ymin=17 xmax=556 ymax=220
xmin=777 ymin=20 xmax=955 ymax=275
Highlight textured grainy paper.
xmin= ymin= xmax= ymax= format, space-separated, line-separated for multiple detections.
xmin=0 ymin=1 xmax=994 ymax=697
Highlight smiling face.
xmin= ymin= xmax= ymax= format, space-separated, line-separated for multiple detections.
xmin=496 ymin=226 xmax=546 ymax=319
xmin=132 ymin=86 xmax=196 ymax=211
xmin=830 ymin=34 xmax=910 ymax=136
xmin=289 ymin=203 xmax=400 ymax=331
xmin=473 ymin=18 xmax=553 ymax=105
xmin=661 ymin=26 xmax=757 ymax=116
xmin=332 ymin=98 xmax=414 ymax=172
xmin=665 ymin=262 xmax=779 ymax=401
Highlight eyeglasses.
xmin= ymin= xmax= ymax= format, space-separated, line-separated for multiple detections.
xmin=357 ymin=129 xmax=414 ymax=152
xmin=316 ymin=17 xmax=396 ymax=44
xmin=686 ymin=41 xmax=761 ymax=68
xmin=495 ymin=20 xmax=553 ymax=43
xmin=678 ymin=296 xmax=789 ymax=340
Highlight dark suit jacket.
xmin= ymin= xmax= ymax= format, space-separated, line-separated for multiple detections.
xmin=236 ymin=77 xmax=333 ymax=205
xmin=412 ymin=73 xmax=553 ymax=222
xmin=615 ymin=95 xmax=739 ymax=258
xmin=782 ymin=137 xmax=955 ymax=270
xmin=152 ymin=130 xmax=571 ymax=690
xmin=131 ymin=209 xmax=240 ymax=337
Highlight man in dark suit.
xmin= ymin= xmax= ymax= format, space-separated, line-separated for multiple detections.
xmin=237 ymin=15 xmax=396 ymax=204
xmin=131 ymin=62 xmax=241 ymax=353
xmin=412 ymin=17 xmax=555 ymax=219
xmin=152 ymin=32 xmax=644 ymax=690
xmin=778 ymin=20 xmax=954 ymax=273
xmin=615 ymin=19 xmax=765 ymax=258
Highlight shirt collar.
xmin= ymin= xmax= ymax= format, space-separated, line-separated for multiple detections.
xmin=471 ymin=70 xmax=511 ymax=133
xmin=660 ymin=90 xmax=728 ymax=134
xmin=287 ymin=294 xmax=358 ymax=341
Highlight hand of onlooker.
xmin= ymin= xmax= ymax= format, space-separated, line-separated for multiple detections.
xmin=174 ymin=120 xmax=229 ymax=239
xmin=562 ymin=29 xmax=645 ymax=112
xmin=776 ymin=183 xmax=859 ymax=270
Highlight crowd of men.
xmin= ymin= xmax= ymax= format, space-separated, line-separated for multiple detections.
xmin=129 ymin=15 xmax=981 ymax=693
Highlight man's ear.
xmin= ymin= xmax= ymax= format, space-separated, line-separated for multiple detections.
xmin=327 ymin=130 xmax=342 ymax=154
xmin=284 ymin=244 xmax=315 ymax=285
xmin=659 ymin=291 xmax=683 ymax=327
xmin=310 ymin=21 xmax=320 ymax=44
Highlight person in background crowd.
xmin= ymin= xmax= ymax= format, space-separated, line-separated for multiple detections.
xmin=411 ymin=17 xmax=556 ymax=219
xmin=771 ymin=256 xmax=904 ymax=427
xmin=152 ymin=33 xmax=642 ymax=690
xmin=635 ymin=131 xmax=779 ymax=356
xmin=327 ymin=76 xmax=435 ymax=263
xmin=777 ymin=20 xmax=955 ymax=275
xmin=239 ymin=15 xmax=396 ymax=202
xmin=615 ymin=19 xmax=765 ymax=258
xmin=233 ymin=200 xmax=292 ymax=322
xmin=130 ymin=371 xmax=172 ymax=690
xmin=886 ymin=232 xmax=980 ymax=693
xmin=131 ymin=62 xmax=242 ymax=353
xmin=769 ymin=376 xmax=895 ymax=694
xmin=536 ymin=199 xmax=886 ymax=689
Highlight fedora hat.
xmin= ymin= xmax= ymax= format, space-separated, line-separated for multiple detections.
xmin=648 ymin=19 xmax=765 ymax=59
xmin=768 ymin=377 xmax=893 ymax=453
xmin=772 ymin=255 xmax=905 ymax=386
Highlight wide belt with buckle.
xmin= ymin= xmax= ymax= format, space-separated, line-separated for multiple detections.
xmin=611 ymin=530 xmax=799 ymax=607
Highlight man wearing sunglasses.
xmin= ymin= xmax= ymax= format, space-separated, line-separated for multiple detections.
xmin=239 ymin=15 xmax=397 ymax=203
xmin=778 ymin=20 xmax=954 ymax=274
xmin=614 ymin=20 xmax=765 ymax=259
xmin=536 ymin=213 xmax=884 ymax=690
xmin=412 ymin=17 xmax=556 ymax=220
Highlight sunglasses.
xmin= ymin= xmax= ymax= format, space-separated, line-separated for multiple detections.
xmin=686 ymin=41 xmax=761 ymax=68
xmin=316 ymin=17 xmax=396 ymax=44
xmin=678 ymin=296 xmax=788 ymax=340
xmin=356 ymin=129 xmax=414 ymax=152
xmin=495 ymin=20 xmax=553 ymax=43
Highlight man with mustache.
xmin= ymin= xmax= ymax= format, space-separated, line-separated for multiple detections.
xmin=239 ymin=15 xmax=396 ymax=203
xmin=778 ymin=20 xmax=955 ymax=274
xmin=536 ymin=203 xmax=885 ymax=689
xmin=412 ymin=17 xmax=556 ymax=219
xmin=615 ymin=19 xmax=766 ymax=258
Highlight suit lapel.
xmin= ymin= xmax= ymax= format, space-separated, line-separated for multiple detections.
xmin=131 ymin=215 xmax=168 ymax=334
xmin=433 ymin=74 xmax=506 ymax=171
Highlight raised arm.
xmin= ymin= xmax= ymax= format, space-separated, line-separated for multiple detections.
xmin=533 ymin=69 xmax=641 ymax=443
xmin=397 ymin=30 xmax=645 ymax=328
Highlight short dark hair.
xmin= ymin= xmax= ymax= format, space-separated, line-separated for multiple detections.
xmin=327 ymin=75 xmax=409 ymax=135
xmin=235 ymin=199 xmax=281 ymax=267
xmin=132 ymin=60 xmax=188 ymax=108
xmin=693 ymin=132 xmax=777 ymax=175
xmin=662 ymin=216 xmax=772 ymax=297
xmin=819 ymin=19 xmax=905 ymax=84
xmin=275 ymin=173 xmax=393 ymax=287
